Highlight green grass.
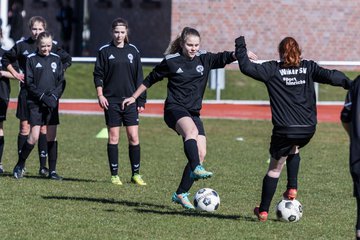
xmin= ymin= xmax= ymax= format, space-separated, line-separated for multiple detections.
xmin=0 ymin=110 xmax=355 ymax=239
xmin=9 ymin=63 xmax=358 ymax=101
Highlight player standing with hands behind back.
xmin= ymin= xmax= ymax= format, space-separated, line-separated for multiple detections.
xmin=235 ymin=36 xmax=351 ymax=221
xmin=93 ymin=18 xmax=147 ymax=186
xmin=13 ymin=32 xmax=65 ymax=180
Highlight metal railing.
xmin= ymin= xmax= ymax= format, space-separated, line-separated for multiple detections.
xmin=72 ymin=57 xmax=360 ymax=102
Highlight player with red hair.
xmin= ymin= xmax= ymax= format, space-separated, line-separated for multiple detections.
xmin=235 ymin=36 xmax=351 ymax=221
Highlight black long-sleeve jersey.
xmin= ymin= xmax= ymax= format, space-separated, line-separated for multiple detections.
xmin=341 ymin=76 xmax=360 ymax=167
xmin=235 ymin=36 xmax=351 ymax=134
xmin=93 ymin=42 xmax=146 ymax=106
xmin=143 ymin=50 xmax=235 ymax=114
xmin=25 ymin=52 xmax=65 ymax=104
xmin=0 ymin=48 xmax=10 ymax=101
xmin=1 ymin=37 xmax=71 ymax=89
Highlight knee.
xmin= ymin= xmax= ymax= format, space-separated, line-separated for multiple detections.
xmin=185 ymin=128 xmax=199 ymax=140
xmin=108 ymin=133 xmax=119 ymax=144
xmin=28 ymin=134 xmax=39 ymax=145
xmin=127 ymin=134 xmax=139 ymax=145
xmin=40 ymin=126 xmax=47 ymax=135
xmin=20 ymin=122 xmax=30 ymax=135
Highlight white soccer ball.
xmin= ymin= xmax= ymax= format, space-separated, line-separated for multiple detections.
xmin=194 ymin=188 xmax=220 ymax=212
xmin=275 ymin=199 xmax=303 ymax=222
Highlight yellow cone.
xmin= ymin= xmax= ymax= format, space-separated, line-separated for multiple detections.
xmin=96 ymin=128 xmax=108 ymax=138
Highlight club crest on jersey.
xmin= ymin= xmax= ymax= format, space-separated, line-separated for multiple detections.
xmin=51 ymin=62 xmax=57 ymax=72
xmin=128 ymin=53 xmax=133 ymax=63
xmin=196 ymin=65 xmax=204 ymax=75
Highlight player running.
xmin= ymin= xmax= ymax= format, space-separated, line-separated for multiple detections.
xmin=123 ymin=27 xmax=256 ymax=209
xmin=235 ymin=36 xmax=351 ymax=221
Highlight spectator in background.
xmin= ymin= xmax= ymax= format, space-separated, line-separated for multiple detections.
xmin=8 ymin=1 xmax=24 ymax=42
xmin=56 ymin=0 xmax=74 ymax=52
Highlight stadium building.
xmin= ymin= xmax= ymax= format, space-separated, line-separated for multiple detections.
xmin=0 ymin=0 xmax=359 ymax=63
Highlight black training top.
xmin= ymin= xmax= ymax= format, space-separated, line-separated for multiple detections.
xmin=1 ymin=37 xmax=71 ymax=88
xmin=143 ymin=50 xmax=235 ymax=114
xmin=25 ymin=52 xmax=65 ymax=105
xmin=0 ymin=48 xmax=10 ymax=101
xmin=93 ymin=42 xmax=146 ymax=107
xmin=236 ymin=36 xmax=351 ymax=135
xmin=341 ymin=76 xmax=360 ymax=167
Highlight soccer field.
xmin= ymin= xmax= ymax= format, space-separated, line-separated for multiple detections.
xmin=0 ymin=111 xmax=354 ymax=239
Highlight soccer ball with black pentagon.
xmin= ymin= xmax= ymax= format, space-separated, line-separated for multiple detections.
xmin=194 ymin=188 xmax=220 ymax=212
xmin=275 ymin=199 xmax=303 ymax=222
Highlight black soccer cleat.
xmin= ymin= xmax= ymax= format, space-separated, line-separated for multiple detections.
xmin=48 ymin=171 xmax=63 ymax=181
xmin=39 ymin=167 xmax=49 ymax=177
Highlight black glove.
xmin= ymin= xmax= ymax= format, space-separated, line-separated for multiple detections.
xmin=235 ymin=36 xmax=245 ymax=47
xmin=42 ymin=94 xmax=58 ymax=108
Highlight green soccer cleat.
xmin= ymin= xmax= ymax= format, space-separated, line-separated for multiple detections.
xmin=190 ymin=165 xmax=213 ymax=180
xmin=111 ymin=175 xmax=123 ymax=185
xmin=172 ymin=192 xmax=195 ymax=210
xmin=131 ymin=174 xmax=147 ymax=186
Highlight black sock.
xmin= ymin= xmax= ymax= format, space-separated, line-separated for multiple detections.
xmin=18 ymin=134 xmax=28 ymax=154
xmin=176 ymin=163 xmax=194 ymax=194
xmin=183 ymin=139 xmax=200 ymax=171
xmin=356 ymin=198 xmax=360 ymax=231
xmin=0 ymin=136 xmax=4 ymax=164
xmin=48 ymin=141 xmax=57 ymax=173
xmin=17 ymin=141 xmax=35 ymax=168
xmin=286 ymin=153 xmax=300 ymax=189
xmin=259 ymin=175 xmax=279 ymax=213
xmin=107 ymin=143 xmax=118 ymax=176
xmin=38 ymin=133 xmax=47 ymax=169
xmin=129 ymin=144 xmax=140 ymax=175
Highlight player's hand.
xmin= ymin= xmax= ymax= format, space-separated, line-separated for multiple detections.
xmin=97 ymin=95 xmax=109 ymax=110
xmin=122 ymin=97 xmax=135 ymax=110
xmin=14 ymin=72 xmax=25 ymax=82
xmin=137 ymin=106 xmax=145 ymax=113
xmin=42 ymin=95 xmax=58 ymax=108
xmin=247 ymin=50 xmax=258 ymax=61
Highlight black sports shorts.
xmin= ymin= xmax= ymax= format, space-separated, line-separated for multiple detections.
xmin=16 ymin=89 xmax=29 ymax=121
xmin=164 ymin=107 xmax=205 ymax=136
xmin=350 ymin=159 xmax=360 ymax=197
xmin=0 ymin=97 xmax=9 ymax=121
xmin=269 ymin=132 xmax=314 ymax=160
xmin=105 ymin=102 xmax=138 ymax=127
xmin=28 ymin=104 xmax=59 ymax=126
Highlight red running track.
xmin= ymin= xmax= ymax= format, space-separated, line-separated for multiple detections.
xmin=8 ymin=101 xmax=343 ymax=123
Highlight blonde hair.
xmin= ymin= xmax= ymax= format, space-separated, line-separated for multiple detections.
xmin=36 ymin=31 xmax=52 ymax=45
